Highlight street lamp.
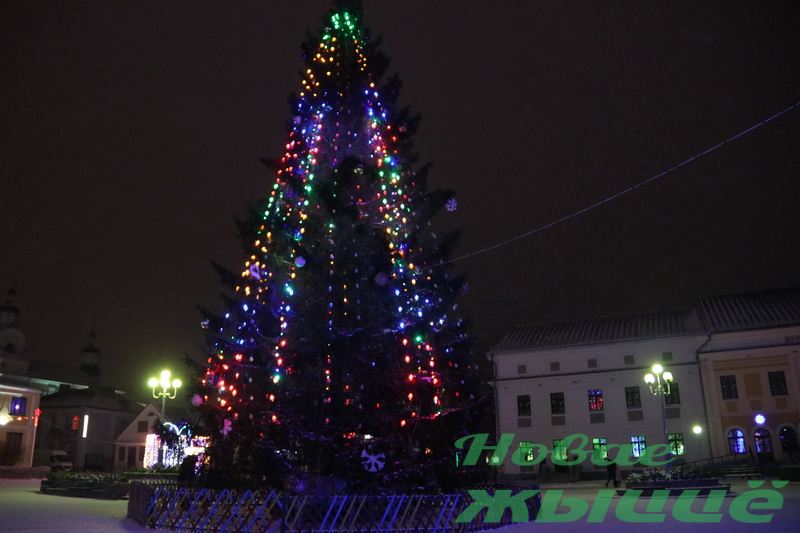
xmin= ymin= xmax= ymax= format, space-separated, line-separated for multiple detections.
xmin=148 ymin=369 xmax=182 ymax=416
xmin=644 ymin=363 xmax=674 ymax=461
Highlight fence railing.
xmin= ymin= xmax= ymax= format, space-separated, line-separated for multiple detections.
xmin=128 ymin=481 xmax=538 ymax=532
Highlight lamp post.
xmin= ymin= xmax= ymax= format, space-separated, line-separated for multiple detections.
xmin=644 ymin=363 xmax=674 ymax=462
xmin=148 ymin=369 xmax=182 ymax=417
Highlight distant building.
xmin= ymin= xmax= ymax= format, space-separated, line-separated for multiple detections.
xmin=0 ymin=288 xmax=42 ymax=467
xmin=696 ymin=289 xmax=800 ymax=462
xmin=491 ymin=308 xmax=711 ymax=476
xmin=36 ymin=386 xmax=142 ymax=470
xmin=490 ymin=287 xmax=800 ymax=476
xmin=113 ymin=403 xmax=162 ymax=471
xmin=0 ymin=288 xmax=144 ymax=471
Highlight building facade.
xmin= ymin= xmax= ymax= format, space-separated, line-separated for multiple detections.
xmin=697 ymin=290 xmax=800 ymax=462
xmin=113 ymin=403 xmax=161 ymax=471
xmin=0 ymin=288 xmax=42 ymax=467
xmin=491 ymin=288 xmax=800 ymax=476
xmin=491 ymin=309 xmax=711 ymax=475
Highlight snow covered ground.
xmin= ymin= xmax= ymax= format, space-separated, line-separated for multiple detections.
xmin=0 ymin=478 xmax=147 ymax=532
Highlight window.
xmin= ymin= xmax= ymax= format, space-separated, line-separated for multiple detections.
xmin=138 ymin=446 xmax=145 ymax=461
xmin=71 ymin=415 xmax=80 ymax=432
xmin=588 ymin=389 xmax=604 ymax=412
xmin=9 ymin=397 xmax=27 ymax=416
xmin=552 ymin=439 xmax=568 ymax=462
xmin=5 ymin=432 xmax=23 ymax=452
xmin=780 ymin=426 xmax=798 ymax=453
xmin=118 ymin=447 xmax=126 ymax=462
xmin=754 ymin=428 xmax=772 ymax=454
xmin=728 ymin=429 xmax=746 ymax=454
xmin=668 ymin=433 xmax=685 ymax=456
xmin=517 ymin=395 xmax=531 ymax=417
xmin=664 ymin=383 xmax=680 ymax=405
xmin=550 ymin=392 xmax=565 ymax=415
xmin=137 ymin=421 xmax=149 ymax=433
xmin=630 ymin=435 xmax=646 ymax=458
xmin=550 ymin=362 xmax=560 ymax=372
xmin=519 ymin=441 xmax=535 ymax=463
xmin=624 ymin=355 xmax=635 ymax=365
xmin=587 ymin=358 xmax=597 ymax=368
xmin=720 ymin=375 xmax=738 ymax=399
xmin=768 ymin=371 xmax=788 ymax=396
xmin=625 ymin=386 xmax=641 ymax=409
xmin=592 ymin=437 xmax=608 ymax=460
xmin=516 ymin=364 xmax=527 ymax=375
xmin=662 ymin=352 xmax=673 ymax=362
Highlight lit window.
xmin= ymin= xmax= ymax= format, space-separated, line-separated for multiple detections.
xmin=519 ymin=441 xmax=535 ymax=463
xmin=10 ymin=397 xmax=27 ymax=416
xmin=592 ymin=437 xmax=608 ymax=460
xmin=71 ymin=415 xmax=80 ymax=432
xmin=727 ymin=429 xmax=746 ymax=454
xmin=630 ymin=435 xmax=646 ymax=458
xmin=552 ymin=439 xmax=567 ymax=462
xmin=588 ymin=389 xmax=604 ymax=412
xmin=668 ymin=433 xmax=685 ymax=456
xmin=754 ymin=428 xmax=772 ymax=453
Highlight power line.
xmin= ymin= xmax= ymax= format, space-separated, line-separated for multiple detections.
xmin=434 ymin=100 xmax=800 ymax=268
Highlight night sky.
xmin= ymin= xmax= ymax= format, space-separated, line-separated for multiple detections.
xmin=2 ymin=1 xmax=799 ymax=401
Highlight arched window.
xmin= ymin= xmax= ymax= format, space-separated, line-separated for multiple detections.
xmin=754 ymin=428 xmax=772 ymax=454
xmin=728 ymin=429 xmax=746 ymax=454
xmin=780 ymin=426 xmax=798 ymax=453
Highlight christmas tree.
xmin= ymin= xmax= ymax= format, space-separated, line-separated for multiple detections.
xmin=194 ymin=0 xmax=480 ymax=490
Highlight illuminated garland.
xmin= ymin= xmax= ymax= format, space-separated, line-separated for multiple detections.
xmin=202 ymin=4 xmax=460 ymax=436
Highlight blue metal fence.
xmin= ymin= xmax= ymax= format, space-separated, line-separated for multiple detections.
xmin=128 ymin=482 xmax=537 ymax=532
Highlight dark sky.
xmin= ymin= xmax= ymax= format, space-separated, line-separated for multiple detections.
xmin=2 ymin=1 xmax=799 ymax=401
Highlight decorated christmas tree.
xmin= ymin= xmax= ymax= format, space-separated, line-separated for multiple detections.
xmin=193 ymin=0 xmax=481 ymax=490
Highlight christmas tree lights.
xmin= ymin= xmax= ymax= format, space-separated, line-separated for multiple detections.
xmin=196 ymin=0 xmax=478 ymax=487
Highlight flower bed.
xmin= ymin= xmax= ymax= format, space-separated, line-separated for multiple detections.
xmin=40 ymin=471 xmax=129 ymax=499
xmin=623 ymin=467 xmax=730 ymax=497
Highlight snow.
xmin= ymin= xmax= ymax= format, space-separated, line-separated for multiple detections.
xmin=0 ymin=479 xmax=147 ymax=532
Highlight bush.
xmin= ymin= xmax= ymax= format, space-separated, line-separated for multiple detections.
xmin=47 ymin=470 xmax=123 ymax=483
xmin=625 ymin=465 xmax=710 ymax=484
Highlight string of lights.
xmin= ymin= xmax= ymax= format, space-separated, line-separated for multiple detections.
xmin=434 ymin=100 xmax=800 ymax=268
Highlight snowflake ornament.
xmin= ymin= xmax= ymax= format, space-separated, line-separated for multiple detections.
xmin=360 ymin=449 xmax=386 ymax=473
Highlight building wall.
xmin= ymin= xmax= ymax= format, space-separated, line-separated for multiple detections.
xmin=113 ymin=405 xmax=160 ymax=471
xmin=0 ymin=384 xmax=41 ymax=467
xmin=35 ymin=406 xmax=136 ymax=470
xmin=699 ymin=327 xmax=800 ymax=461
xmin=493 ymin=334 xmax=711 ymax=475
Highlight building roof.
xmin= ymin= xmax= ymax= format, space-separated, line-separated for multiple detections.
xmin=493 ymin=308 xmax=703 ymax=353
xmin=39 ymin=386 xmax=141 ymax=413
xmin=696 ymin=287 xmax=800 ymax=333
xmin=492 ymin=287 xmax=800 ymax=353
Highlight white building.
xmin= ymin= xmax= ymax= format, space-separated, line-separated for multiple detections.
xmin=0 ymin=289 xmax=42 ymax=468
xmin=113 ymin=403 xmax=162 ymax=471
xmin=490 ymin=308 xmax=712 ymax=476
